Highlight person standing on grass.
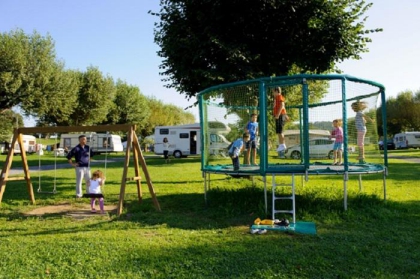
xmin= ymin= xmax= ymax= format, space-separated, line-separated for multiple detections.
xmin=163 ymin=137 xmax=170 ymax=163
xmin=228 ymin=133 xmax=250 ymax=171
xmin=330 ymin=119 xmax=343 ymax=165
xmin=244 ymin=113 xmax=259 ymax=165
xmin=87 ymin=169 xmax=106 ymax=214
xmin=272 ymin=87 xmax=289 ymax=155
xmin=66 ymin=135 xmax=93 ymax=198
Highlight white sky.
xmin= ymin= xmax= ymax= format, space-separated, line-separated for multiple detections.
xmin=1 ymin=0 xmax=419 ymax=126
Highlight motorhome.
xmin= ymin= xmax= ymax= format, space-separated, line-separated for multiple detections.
xmin=0 ymin=135 xmax=37 ymax=154
xmin=394 ymin=131 xmax=420 ymax=149
xmin=60 ymin=133 xmax=124 ymax=154
xmin=154 ymin=122 xmax=231 ymax=158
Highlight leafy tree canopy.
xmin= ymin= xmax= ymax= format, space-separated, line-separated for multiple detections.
xmin=0 ymin=29 xmax=58 ymax=114
xmin=106 ymin=80 xmax=151 ymax=128
xmin=0 ymin=110 xmax=23 ymax=142
xmin=377 ymin=90 xmax=420 ymax=136
xmin=152 ymin=0 xmax=382 ymax=99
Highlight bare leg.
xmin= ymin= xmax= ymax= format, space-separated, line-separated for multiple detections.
xmin=252 ymin=148 xmax=257 ymax=165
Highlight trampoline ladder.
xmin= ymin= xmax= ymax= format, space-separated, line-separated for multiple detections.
xmin=272 ymin=174 xmax=296 ymax=224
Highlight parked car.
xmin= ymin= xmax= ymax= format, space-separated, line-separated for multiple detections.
xmin=378 ymin=139 xmax=395 ymax=150
xmin=285 ymin=138 xmax=335 ymax=159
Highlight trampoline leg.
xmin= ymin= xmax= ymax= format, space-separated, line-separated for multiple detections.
xmin=358 ymin=174 xmax=362 ymax=192
xmin=263 ymin=176 xmax=267 ymax=215
xmin=344 ymin=172 xmax=349 ymax=210
xmin=203 ymin=172 xmax=208 ymax=205
xmin=383 ymin=167 xmax=387 ymax=201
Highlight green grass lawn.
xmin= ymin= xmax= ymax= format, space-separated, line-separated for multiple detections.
xmin=0 ymin=150 xmax=419 ymax=278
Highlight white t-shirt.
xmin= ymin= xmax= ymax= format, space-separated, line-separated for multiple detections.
xmin=163 ymin=142 xmax=170 ymax=151
xmin=89 ymin=178 xmax=103 ymax=194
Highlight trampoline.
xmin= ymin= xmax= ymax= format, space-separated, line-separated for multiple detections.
xmin=198 ymin=74 xmax=389 ymax=225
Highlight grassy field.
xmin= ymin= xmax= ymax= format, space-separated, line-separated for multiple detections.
xmin=0 ymin=150 xmax=419 ymax=278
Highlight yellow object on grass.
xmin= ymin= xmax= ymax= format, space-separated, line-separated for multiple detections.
xmin=254 ymin=218 xmax=274 ymax=225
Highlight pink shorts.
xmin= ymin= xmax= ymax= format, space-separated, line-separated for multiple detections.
xmin=357 ymin=131 xmax=366 ymax=147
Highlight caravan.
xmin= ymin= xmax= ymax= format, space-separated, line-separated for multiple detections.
xmin=394 ymin=132 xmax=420 ymax=149
xmin=154 ymin=122 xmax=231 ymax=158
xmin=1 ymin=135 xmax=37 ymax=154
xmin=60 ymin=133 xmax=124 ymax=154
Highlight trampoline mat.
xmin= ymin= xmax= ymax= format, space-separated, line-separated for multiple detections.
xmin=204 ymin=162 xmax=385 ymax=175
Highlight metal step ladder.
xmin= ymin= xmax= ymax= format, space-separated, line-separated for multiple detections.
xmin=272 ymin=174 xmax=296 ymax=223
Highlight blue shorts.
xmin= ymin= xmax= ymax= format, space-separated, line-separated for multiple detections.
xmin=333 ymin=142 xmax=343 ymax=150
xmin=246 ymin=140 xmax=257 ymax=149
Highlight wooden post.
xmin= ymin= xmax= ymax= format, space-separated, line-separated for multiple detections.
xmin=132 ymin=133 xmax=143 ymax=203
xmin=16 ymin=132 xmax=35 ymax=204
xmin=117 ymin=128 xmax=133 ymax=215
xmin=0 ymin=131 xmax=18 ymax=203
xmin=133 ymin=134 xmax=161 ymax=211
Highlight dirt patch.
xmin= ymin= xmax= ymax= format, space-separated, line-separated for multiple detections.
xmin=24 ymin=203 xmax=118 ymax=219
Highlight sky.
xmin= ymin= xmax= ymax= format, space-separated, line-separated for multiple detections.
xmin=1 ymin=0 xmax=419 ymax=127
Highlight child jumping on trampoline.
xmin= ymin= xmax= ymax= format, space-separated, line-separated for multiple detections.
xmin=351 ymin=101 xmax=374 ymax=164
xmin=87 ymin=169 xmax=106 ymax=213
xmin=272 ymin=87 xmax=289 ymax=156
xmin=330 ymin=119 xmax=343 ymax=165
xmin=228 ymin=133 xmax=250 ymax=171
xmin=245 ymin=113 xmax=259 ymax=165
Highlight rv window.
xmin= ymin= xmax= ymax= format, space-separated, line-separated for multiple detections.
xmin=179 ymin=133 xmax=189 ymax=139
xmin=64 ymin=139 xmax=72 ymax=149
xmin=103 ymin=138 xmax=110 ymax=148
xmin=160 ymin=129 xmax=169 ymax=135
xmin=210 ymin=134 xmax=220 ymax=142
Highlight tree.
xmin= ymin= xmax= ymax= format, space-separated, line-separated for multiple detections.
xmin=0 ymin=29 xmax=59 ymax=114
xmin=152 ymin=0 xmax=381 ymax=100
xmin=69 ymin=67 xmax=116 ymax=126
xmin=34 ymin=68 xmax=80 ymax=126
xmin=105 ymin=80 xmax=151 ymax=128
xmin=0 ymin=110 xmax=23 ymax=142
xmin=377 ymin=90 xmax=420 ymax=136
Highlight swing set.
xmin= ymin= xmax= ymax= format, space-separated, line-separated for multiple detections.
xmin=0 ymin=124 xmax=160 ymax=216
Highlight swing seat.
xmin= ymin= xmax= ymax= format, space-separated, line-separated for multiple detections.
xmin=82 ymin=193 xmax=104 ymax=198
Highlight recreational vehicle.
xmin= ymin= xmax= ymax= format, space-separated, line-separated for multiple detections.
xmin=60 ymin=133 xmax=124 ymax=154
xmin=0 ymin=135 xmax=37 ymax=154
xmin=154 ymin=122 xmax=231 ymax=158
xmin=394 ymin=131 xmax=420 ymax=149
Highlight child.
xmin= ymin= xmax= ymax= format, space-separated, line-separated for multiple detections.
xmin=87 ymin=169 xmax=106 ymax=213
xmin=163 ymin=137 xmax=170 ymax=163
xmin=245 ymin=113 xmax=259 ymax=165
xmin=351 ymin=101 xmax=374 ymax=164
xmin=272 ymin=87 xmax=289 ymax=154
xmin=228 ymin=133 xmax=250 ymax=171
xmin=330 ymin=119 xmax=343 ymax=165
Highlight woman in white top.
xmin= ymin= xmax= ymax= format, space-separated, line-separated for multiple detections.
xmin=163 ymin=137 xmax=170 ymax=163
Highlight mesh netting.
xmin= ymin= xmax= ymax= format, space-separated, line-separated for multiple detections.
xmin=198 ymin=74 xmax=386 ymax=175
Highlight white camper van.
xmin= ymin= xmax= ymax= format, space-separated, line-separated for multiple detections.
xmin=60 ymin=133 xmax=124 ymax=154
xmin=394 ymin=131 xmax=420 ymax=149
xmin=5 ymin=135 xmax=37 ymax=154
xmin=154 ymin=122 xmax=231 ymax=158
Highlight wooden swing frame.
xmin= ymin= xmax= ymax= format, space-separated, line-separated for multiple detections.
xmin=0 ymin=124 xmax=160 ymax=216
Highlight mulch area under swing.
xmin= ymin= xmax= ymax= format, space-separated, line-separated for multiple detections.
xmin=24 ymin=202 xmax=118 ymax=220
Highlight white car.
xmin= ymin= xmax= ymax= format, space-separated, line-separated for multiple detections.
xmin=285 ymin=138 xmax=335 ymax=159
